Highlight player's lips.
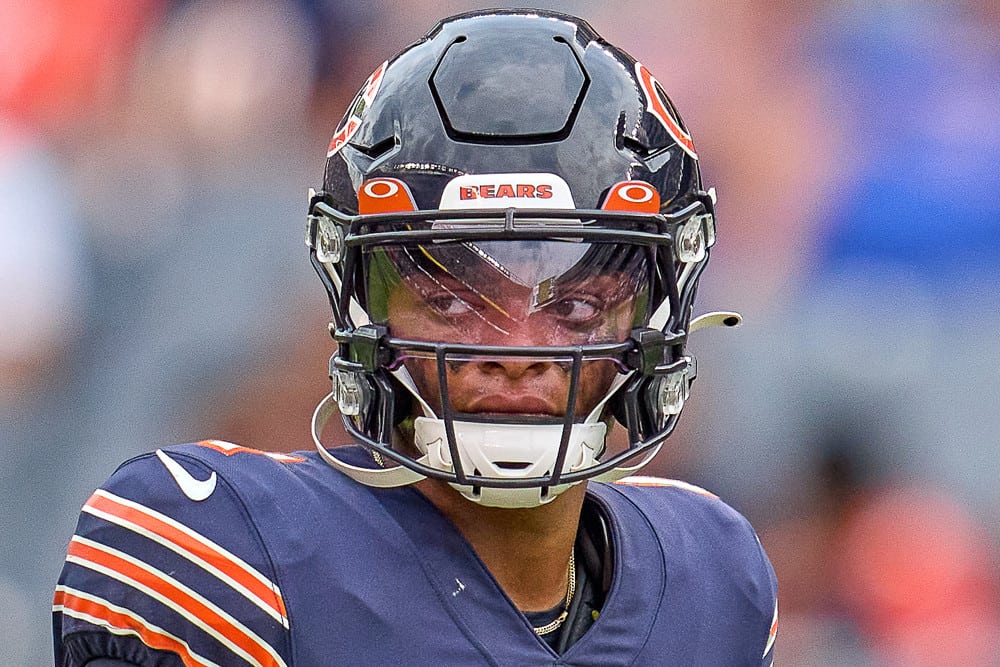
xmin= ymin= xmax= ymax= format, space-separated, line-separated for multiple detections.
xmin=464 ymin=395 xmax=560 ymax=416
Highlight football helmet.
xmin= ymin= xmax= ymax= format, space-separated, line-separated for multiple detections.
xmin=308 ymin=9 xmax=739 ymax=507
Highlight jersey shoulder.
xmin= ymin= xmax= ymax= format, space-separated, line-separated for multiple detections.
xmin=599 ymin=475 xmax=779 ymax=664
xmin=53 ymin=440 xmax=322 ymax=667
xmin=607 ymin=474 xmax=761 ymax=557
xmin=606 ymin=473 xmax=776 ymax=590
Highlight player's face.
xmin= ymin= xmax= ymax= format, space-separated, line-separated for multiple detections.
xmin=379 ymin=242 xmax=644 ymax=418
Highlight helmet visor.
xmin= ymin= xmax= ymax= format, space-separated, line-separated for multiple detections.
xmin=365 ymin=238 xmax=650 ymax=346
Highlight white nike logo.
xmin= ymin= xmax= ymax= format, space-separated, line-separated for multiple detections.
xmin=156 ymin=449 xmax=217 ymax=501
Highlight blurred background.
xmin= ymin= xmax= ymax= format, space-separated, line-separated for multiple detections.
xmin=1 ymin=0 xmax=997 ymax=664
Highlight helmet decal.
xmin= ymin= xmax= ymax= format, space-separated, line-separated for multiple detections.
xmin=326 ymin=60 xmax=388 ymax=158
xmin=601 ymin=181 xmax=661 ymax=213
xmin=440 ymin=173 xmax=575 ymax=210
xmin=358 ymin=178 xmax=417 ymax=214
xmin=635 ymin=62 xmax=697 ymax=160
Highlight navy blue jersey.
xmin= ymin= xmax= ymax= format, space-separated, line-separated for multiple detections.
xmin=54 ymin=440 xmax=777 ymax=666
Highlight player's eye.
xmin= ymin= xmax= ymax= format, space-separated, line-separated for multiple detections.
xmin=424 ymin=292 xmax=481 ymax=317
xmin=547 ymin=296 xmax=603 ymax=327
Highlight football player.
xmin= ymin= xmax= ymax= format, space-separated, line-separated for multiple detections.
xmin=54 ymin=9 xmax=777 ymax=665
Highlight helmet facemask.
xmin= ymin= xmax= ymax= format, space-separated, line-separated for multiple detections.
xmin=309 ymin=180 xmax=722 ymax=507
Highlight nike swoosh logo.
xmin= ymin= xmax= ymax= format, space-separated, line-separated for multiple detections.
xmin=156 ymin=449 xmax=217 ymax=501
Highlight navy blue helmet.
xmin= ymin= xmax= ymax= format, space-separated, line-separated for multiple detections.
xmin=307 ymin=9 xmax=736 ymax=507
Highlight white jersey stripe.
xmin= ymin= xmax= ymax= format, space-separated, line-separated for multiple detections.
xmin=68 ymin=536 xmax=286 ymax=667
xmin=84 ymin=491 xmax=288 ymax=628
xmin=90 ymin=489 xmax=282 ymax=595
xmin=762 ymin=598 xmax=778 ymax=658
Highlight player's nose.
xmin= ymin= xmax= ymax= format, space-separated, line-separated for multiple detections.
xmin=471 ymin=318 xmax=564 ymax=379
xmin=474 ymin=355 xmax=553 ymax=380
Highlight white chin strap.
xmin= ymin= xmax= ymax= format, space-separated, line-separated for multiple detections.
xmin=310 ymin=371 xmax=609 ymax=508
xmin=413 ymin=417 xmax=606 ymax=508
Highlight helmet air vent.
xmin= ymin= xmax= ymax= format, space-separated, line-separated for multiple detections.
xmin=429 ymin=19 xmax=588 ymax=144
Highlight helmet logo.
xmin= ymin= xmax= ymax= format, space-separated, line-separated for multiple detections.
xmin=617 ymin=183 xmax=655 ymax=204
xmin=327 ymin=60 xmax=388 ymax=158
xmin=363 ymin=179 xmax=400 ymax=198
xmin=602 ymin=181 xmax=660 ymax=213
xmin=635 ymin=62 xmax=697 ymax=160
xmin=440 ymin=173 xmax=576 ymax=210
xmin=459 ymin=183 xmax=553 ymax=200
xmin=358 ymin=177 xmax=417 ymax=214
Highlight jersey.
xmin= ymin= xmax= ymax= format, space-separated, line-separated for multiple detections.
xmin=53 ymin=440 xmax=778 ymax=666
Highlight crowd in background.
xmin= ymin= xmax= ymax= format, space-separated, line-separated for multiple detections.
xmin=2 ymin=1 xmax=997 ymax=664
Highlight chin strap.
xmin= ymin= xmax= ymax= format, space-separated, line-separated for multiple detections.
xmin=413 ymin=417 xmax=607 ymax=508
xmin=312 ymin=391 xmax=426 ymax=488
xmin=312 ymin=384 xmax=659 ymax=497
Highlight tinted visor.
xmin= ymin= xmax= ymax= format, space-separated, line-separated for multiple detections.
xmin=366 ymin=237 xmax=650 ymax=346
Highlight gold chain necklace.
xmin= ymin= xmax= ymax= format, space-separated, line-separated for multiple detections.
xmin=533 ymin=550 xmax=577 ymax=636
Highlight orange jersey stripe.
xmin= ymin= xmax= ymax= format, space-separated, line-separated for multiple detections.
xmin=66 ymin=538 xmax=283 ymax=667
xmin=196 ymin=440 xmax=306 ymax=463
xmin=763 ymin=599 xmax=778 ymax=657
xmin=614 ymin=476 xmax=718 ymax=498
xmin=85 ymin=490 xmax=288 ymax=624
xmin=54 ymin=587 xmax=216 ymax=667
